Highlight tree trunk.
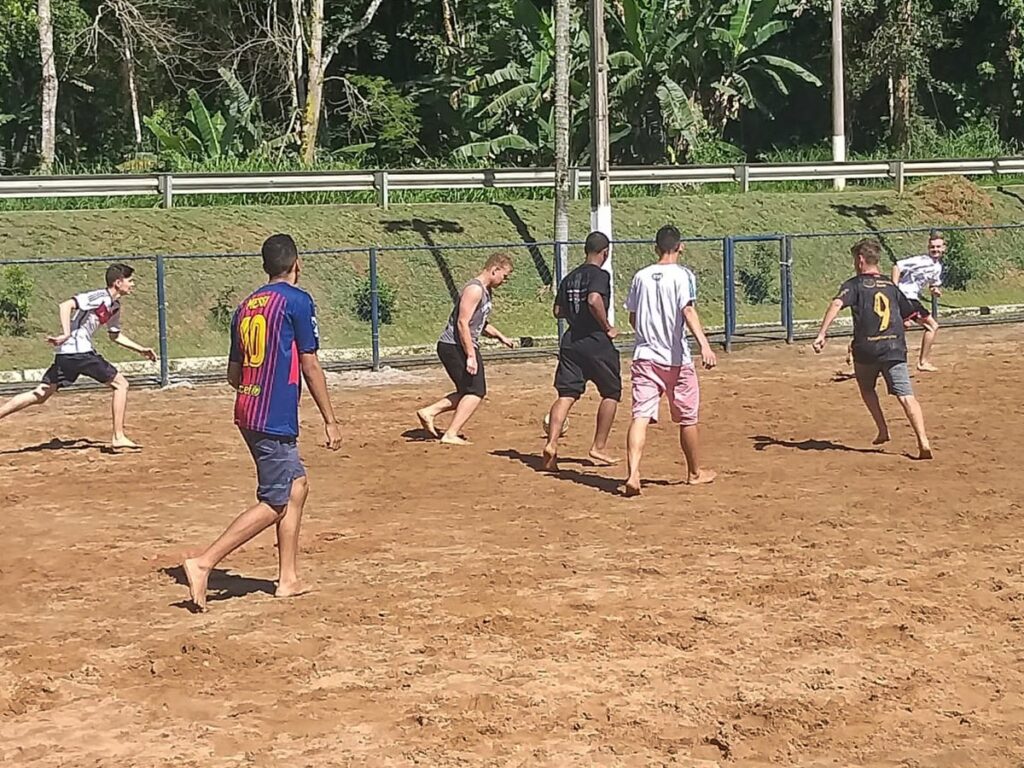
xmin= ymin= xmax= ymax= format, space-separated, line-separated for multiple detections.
xmin=291 ymin=0 xmax=305 ymax=141
xmin=441 ymin=0 xmax=459 ymax=46
xmin=552 ymin=0 xmax=571 ymax=285
xmin=300 ymin=0 xmax=324 ymax=165
xmin=890 ymin=0 xmax=914 ymax=151
xmin=122 ymin=33 xmax=143 ymax=148
xmin=37 ymin=0 xmax=58 ymax=171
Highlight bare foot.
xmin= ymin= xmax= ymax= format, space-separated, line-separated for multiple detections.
xmin=918 ymin=445 xmax=934 ymax=460
xmin=183 ymin=557 xmax=210 ymax=612
xmin=541 ymin=445 xmax=558 ymax=472
xmin=872 ymin=432 xmax=891 ymax=445
xmin=440 ymin=433 xmax=472 ymax=446
xmin=416 ymin=409 xmax=438 ymax=437
xmin=623 ymin=479 xmax=641 ymax=497
xmin=111 ymin=435 xmax=140 ymax=449
xmin=274 ymin=581 xmax=310 ymax=599
xmin=588 ymin=449 xmax=620 ymax=466
xmin=917 ymin=362 xmax=938 ymax=372
xmin=686 ymin=469 xmax=718 ymax=485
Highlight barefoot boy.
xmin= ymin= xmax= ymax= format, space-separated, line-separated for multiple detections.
xmin=542 ymin=231 xmax=621 ymax=471
xmin=814 ymin=238 xmax=932 ymax=460
xmin=416 ymin=253 xmax=515 ymax=445
xmin=183 ymin=234 xmax=342 ymax=612
xmin=623 ymin=226 xmax=718 ymax=496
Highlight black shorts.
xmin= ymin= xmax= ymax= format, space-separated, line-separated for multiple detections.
xmin=41 ymin=352 xmax=118 ymax=389
xmin=903 ymin=298 xmax=930 ymax=322
xmin=554 ymin=336 xmax=622 ymax=401
xmin=437 ymin=341 xmax=486 ymax=397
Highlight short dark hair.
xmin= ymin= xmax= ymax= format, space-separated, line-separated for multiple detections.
xmin=655 ymin=225 xmax=681 ymax=254
xmin=851 ymin=238 xmax=883 ymax=266
xmin=262 ymin=233 xmax=299 ymax=277
xmin=928 ymin=229 xmax=945 ymax=243
xmin=584 ymin=231 xmax=610 ymax=255
xmin=106 ymin=263 xmax=134 ymax=287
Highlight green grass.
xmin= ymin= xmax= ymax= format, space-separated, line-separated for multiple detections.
xmin=1 ymin=182 xmax=1023 ymax=371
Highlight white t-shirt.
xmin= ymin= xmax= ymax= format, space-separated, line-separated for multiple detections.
xmin=58 ymin=289 xmax=122 ymax=354
xmin=625 ymin=263 xmax=697 ymax=366
xmin=895 ymin=254 xmax=942 ymax=300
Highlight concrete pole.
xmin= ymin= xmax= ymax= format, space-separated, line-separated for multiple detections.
xmin=589 ymin=0 xmax=614 ymax=320
xmin=832 ymin=0 xmax=847 ymax=190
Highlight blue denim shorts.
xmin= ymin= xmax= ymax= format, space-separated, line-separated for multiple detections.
xmin=240 ymin=428 xmax=306 ymax=508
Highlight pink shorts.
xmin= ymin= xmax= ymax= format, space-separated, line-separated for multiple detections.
xmin=630 ymin=360 xmax=700 ymax=425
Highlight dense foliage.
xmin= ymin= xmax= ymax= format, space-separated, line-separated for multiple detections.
xmin=1 ymin=0 xmax=1021 ymax=173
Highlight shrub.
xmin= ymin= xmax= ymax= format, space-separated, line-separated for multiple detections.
xmin=738 ymin=244 xmax=780 ymax=305
xmin=354 ymin=275 xmax=396 ymax=324
xmin=941 ymin=229 xmax=985 ymax=291
xmin=208 ymin=286 xmax=237 ymax=331
xmin=0 ymin=266 xmax=32 ymax=336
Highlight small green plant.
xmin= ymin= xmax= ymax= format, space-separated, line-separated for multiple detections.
xmin=941 ymin=229 xmax=985 ymax=291
xmin=209 ymin=286 xmax=237 ymax=331
xmin=354 ymin=276 xmax=396 ymax=325
xmin=0 ymin=266 xmax=32 ymax=336
xmin=737 ymin=244 xmax=779 ymax=305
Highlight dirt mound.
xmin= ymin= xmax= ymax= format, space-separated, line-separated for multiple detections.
xmin=911 ymin=176 xmax=995 ymax=224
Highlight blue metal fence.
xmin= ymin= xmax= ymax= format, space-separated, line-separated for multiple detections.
xmin=1 ymin=222 xmax=1022 ymax=388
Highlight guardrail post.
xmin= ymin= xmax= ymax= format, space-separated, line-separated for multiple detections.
xmin=736 ymin=164 xmax=750 ymax=193
xmin=569 ymin=168 xmax=580 ymax=200
xmin=723 ymin=237 xmax=734 ymax=351
xmin=158 ymin=173 xmax=174 ymax=209
xmin=890 ymin=160 xmax=905 ymax=194
xmin=373 ymin=171 xmax=389 ymax=209
xmin=782 ymin=236 xmax=795 ymax=344
xmin=931 ymin=293 xmax=939 ymax=319
xmin=369 ymin=247 xmax=381 ymax=371
xmin=155 ymin=255 xmax=170 ymax=386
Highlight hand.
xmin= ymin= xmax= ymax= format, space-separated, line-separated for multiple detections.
xmin=606 ymin=327 xmax=619 ymax=340
xmin=324 ymin=421 xmax=343 ymax=450
xmin=140 ymin=347 xmax=157 ymax=362
xmin=466 ymin=355 xmax=478 ymax=375
xmin=500 ymin=335 xmax=515 ymax=349
xmin=812 ymin=335 xmax=827 ymax=354
xmin=46 ymin=333 xmax=70 ymax=347
xmin=700 ymin=345 xmax=717 ymax=369
xmin=931 ymin=286 xmax=942 ymax=297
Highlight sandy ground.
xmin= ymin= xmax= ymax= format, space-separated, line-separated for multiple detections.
xmin=1 ymin=324 xmax=1023 ymax=767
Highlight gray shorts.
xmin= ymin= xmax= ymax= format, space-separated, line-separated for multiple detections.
xmin=854 ymin=361 xmax=914 ymax=397
xmin=240 ymin=428 xmax=306 ymax=508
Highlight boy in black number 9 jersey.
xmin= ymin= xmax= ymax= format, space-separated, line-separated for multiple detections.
xmin=813 ymin=238 xmax=932 ymax=460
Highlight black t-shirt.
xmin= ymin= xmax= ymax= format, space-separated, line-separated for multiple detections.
xmin=556 ymin=263 xmax=611 ymax=343
xmin=835 ymin=273 xmax=913 ymax=364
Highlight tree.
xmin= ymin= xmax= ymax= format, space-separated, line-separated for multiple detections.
xmin=553 ymin=0 xmax=570 ymax=274
xmin=300 ymin=0 xmax=386 ymax=164
xmin=37 ymin=0 xmax=57 ymax=170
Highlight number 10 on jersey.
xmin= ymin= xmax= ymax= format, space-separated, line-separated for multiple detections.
xmin=239 ymin=313 xmax=268 ymax=367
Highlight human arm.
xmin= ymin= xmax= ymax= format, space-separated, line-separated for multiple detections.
xmin=628 ymin=311 xmax=636 ymax=331
xmin=109 ymin=331 xmax=157 ymax=361
xmin=812 ymin=298 xmax=845 ymax=353
xmin=45 ymin=299 xmax=77 ymax=346
xmin=891 ymin=263 xmax=901 ymax=284
xmin=587 ymin=290 xmax=617 ymax=339
xmin=483 ymin=323 xmax=515 ymax=348
xmin=456 ymin=283 xmax=484 ymax=372
xmin=682 ymin=303 xmax=716 ymax=369
xmin=300 ymin=352 xmax=342 ymax=450
xmin=552 ymin=299 xmax=564 ymax=319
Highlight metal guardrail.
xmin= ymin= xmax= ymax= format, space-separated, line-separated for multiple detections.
xmin=2 ymin=157 xmax=1023 ymax=208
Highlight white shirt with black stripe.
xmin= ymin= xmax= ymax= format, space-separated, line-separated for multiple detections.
xmin=57 ymin=289 xmax=122 ymax=354
xmin=895 ymin=255 xmax=942 ymax=300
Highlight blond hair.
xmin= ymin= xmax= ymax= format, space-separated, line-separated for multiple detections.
xmin=484 ymin=252 xmax=513 ymax=271
xmin=850 ymin=238 xmax=882 ymax=266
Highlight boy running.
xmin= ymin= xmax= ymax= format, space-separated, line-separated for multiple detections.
xmin=542 ymin=231 xmax=621 ymax=471
xmin=0 ymin=263 xmax=155 ymax=449
xmin=624 ymin=225 xmax=718 ymax=496
xmin=183 ymin=234 xmax=342 ymax=612
xmin=416 ymin=253 xmax=515 ymax=446
xmin=813 ymin=238 xmax=932 ymax=460
xmin=892 ymin=231 xmax=944 ymax=372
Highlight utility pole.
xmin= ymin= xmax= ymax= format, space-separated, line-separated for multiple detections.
xmin=589 ymin=0 xmax=614 ymax=319
xmin=831 ymin=0 xmax=846 ymax=190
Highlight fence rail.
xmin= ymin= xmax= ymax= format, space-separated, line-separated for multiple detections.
xmin=2 ymin=157 xmax=1023 ymax=207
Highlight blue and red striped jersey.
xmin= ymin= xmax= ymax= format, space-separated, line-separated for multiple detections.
xmin=229 ymin=282 xmax=319 ymax=437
